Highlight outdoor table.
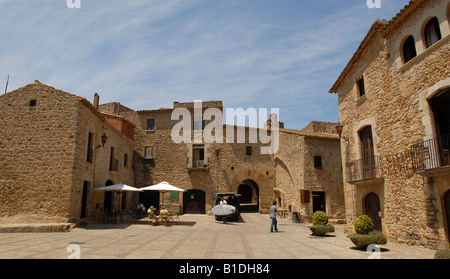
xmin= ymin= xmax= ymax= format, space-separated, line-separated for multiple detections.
xmin=278 ymin=209 xmax=288 ymax=218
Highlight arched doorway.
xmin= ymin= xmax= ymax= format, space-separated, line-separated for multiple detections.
xmin=365 ymin=192 xmax=382 ymax=232
xmin=238 ymin=184 xmax=253 ymax=203
xmin=444 ymin=190 xmax=450 ymax=244
xmin=183 ymin=190 xmax=206 ymax=214
xmin=103 ymin=180 xmax=114 ymax=212
xmin=238 ymin=180 xmax=259 ymax=212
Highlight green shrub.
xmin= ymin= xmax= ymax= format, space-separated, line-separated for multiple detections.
xmin=309 ymin=224 xmax=335 ymax=236
xmin=347 ymin=232 xmax=387 ymax=249
xmin=434 ymin=249 xmax=450 ymax=259
xmin=354 ymin=215 xmax=374 ymax=234
xmin=312 ymin=211 xmax=328 ymax=225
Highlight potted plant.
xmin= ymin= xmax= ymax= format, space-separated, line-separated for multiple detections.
xmin=309 ymin=211 xmax=335 ymax=236
xmin=347 ymin=215 xmax=387 ymax=249
xmin=434 ymin=249 xmax=450 ymax=259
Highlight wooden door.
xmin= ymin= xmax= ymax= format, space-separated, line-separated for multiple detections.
xmin=445 ymin=191 xmax=450 ymax=244
xmin=360 ymin=126 xmax=375 ymax=179
xmin=183 ymin=190 xmax=206 ymax=214
xmin=365 ymin=193 xmax=382 ymax=231
xmin=312 ymin=192 xmax=326 ymax=213
xmin=80 ymin=181 xmax=89 ymax=218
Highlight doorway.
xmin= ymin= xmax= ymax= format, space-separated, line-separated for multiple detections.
xmin=312 ymin=191 xmax=326 ymax=213
xmin=429 ymin=89 xmax=450 ymax=167
xmin=103 ymin=180 xmax=114 ymax=212
xmin=183 ymin=190 xmax=206 ymax=214
xmin=365 ymin=192 xmax=382 ymax=231
xmin=238 ymin=184 xmax=253 ymax=203
xmin=80 ymin=181 xmax=90 ymax=219
xmin=238 ymin=180 xmax=259 ymax=212
xmin=359 ymin=126 xmax=376 ymax=179
xmin=444 ymin=190 xmax=450 ymax=244
xmin=139 ymin=191 xmax=160 ymax=210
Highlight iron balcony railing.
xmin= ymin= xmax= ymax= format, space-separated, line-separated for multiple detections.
xmin=347 ymin=156 xmax=382 ymax=183
xmin=411 ymin=134 xmax=450 ymax=173
xmin=186 ymin=157 xmax=209 ymax=170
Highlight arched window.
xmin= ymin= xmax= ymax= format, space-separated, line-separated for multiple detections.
xmin=402 ymin=35 xmax=417 ymax=63
xmin=424 ymin=17 xmax=442 ymax=48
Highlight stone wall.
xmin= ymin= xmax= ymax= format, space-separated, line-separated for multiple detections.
xmin=71 ymin=102 xmax=135 ymax=222
xmin=111 ymin=105 xmax=277 ymax=215
xmin=98 ymin=102 xmax=345 ymax=218
xmin=0 ymin=82 xmax=80 ymax=223
xmin=0 ymin=82 xmax=136 ymax=224
xmin=332 ymin=0 xmax=450 ymax=249
xmin=276 ymin=128 xmax=345 ymax=221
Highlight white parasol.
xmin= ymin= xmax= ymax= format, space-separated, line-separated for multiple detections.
xmin=140 ymin=181 xmax=185 ymax=193
xmin=94 ymin=183 xmax=143 ymax=192
xmin=211 ymin=204 xmax=236 ymax=216
xmin=140 ymin=181 xmax=185 ymax=206
xmin=94 ymin=184 xmax=142 ymax=219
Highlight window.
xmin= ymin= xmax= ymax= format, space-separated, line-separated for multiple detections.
xmin=357 ymin=77 xmax=366 ymax=97
xmin=402 ymin=35 xmax=417 ymax=63
xmin=29 ymin=99 xmax=37 ymax=107
xmin=124 ymin=153 xmax=128 ymax=167
xmin=109 ymin=147 xmax=119 ymax=172
xmin=246 ymin=146 xmax=252 ymax=156
xmin=314 ymin=156 xmax=323 ymax=170
xmin=194 ymin=118 xmax=205 ymax=131
xmin=424 ymin=17 xmax=442 ymax=48
xmin=86 ymin=132 xmax=94 ymax=163
xmin=144 ymin=146 xmax=154 ymax=159
xmin=147 ymin=119 xmax=155 ymax=130
xmin=192 ymin=144 xmax=205 ymax=168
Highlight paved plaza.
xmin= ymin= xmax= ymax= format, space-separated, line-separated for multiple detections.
xmin=0 ymin=213 xmax=437 ymax=259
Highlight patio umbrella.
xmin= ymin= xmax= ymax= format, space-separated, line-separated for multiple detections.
xmin=94 ymin=183 xmax=143 ymax=214
xmin=94 ymin=183 xmax=143 ymax=192
xmin=140 ymin=181 xmax=185 ymax=206
xmin=211 ymin=204 xmax=236 ymax=216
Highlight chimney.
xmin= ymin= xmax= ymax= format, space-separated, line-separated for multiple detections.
xmin=93 ymin=93 xmax=99 ymax=109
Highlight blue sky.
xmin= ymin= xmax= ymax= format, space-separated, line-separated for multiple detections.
xmin=0 ymin=0 xmax=409 ymax=130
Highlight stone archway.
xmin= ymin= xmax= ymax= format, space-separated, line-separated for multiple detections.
xmin=230 ymin=168 xmax=271 ymax=213
xmin=238 ymin=180 xmax=260 ymax=212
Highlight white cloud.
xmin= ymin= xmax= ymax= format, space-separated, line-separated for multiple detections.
xmin=0 ymin=0 xmax=410 ymax=130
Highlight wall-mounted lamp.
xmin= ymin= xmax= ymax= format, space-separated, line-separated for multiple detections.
xmin=335 ymin=123 xmax=349 ymax=142
xmin=101 ymin=133 xmax=108 ymax=147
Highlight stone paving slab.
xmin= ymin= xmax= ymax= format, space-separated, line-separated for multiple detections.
xmin=0 ymin=213 xmax=437 ymax=259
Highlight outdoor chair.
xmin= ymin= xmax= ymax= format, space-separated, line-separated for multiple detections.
xmin=168 ymin=213 xmax=180 ymax=224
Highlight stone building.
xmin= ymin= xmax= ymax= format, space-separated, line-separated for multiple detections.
xmin=0 ymin=81 xmax=344 ymax=224
xmin=99 ymin=101 xmax=345 ymax=220
xmin=276 ymin=122 xmax=345 ymax=222
xmin=330 ymin=0 xmax=450 ymax=248
xmin=0 ymin=81 xmax=135 ymax=224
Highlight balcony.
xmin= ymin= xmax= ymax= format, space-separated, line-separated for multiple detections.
xmin=411 ymin=134 xmax=450 ymax=175
xmin=187 ymin=158 xmax=209 ymax=171
xmin=347 ymin=156 xmax=383 ymax=184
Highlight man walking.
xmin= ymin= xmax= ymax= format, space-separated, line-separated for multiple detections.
xmin=270 ymin=201 xmax=283 ymax=232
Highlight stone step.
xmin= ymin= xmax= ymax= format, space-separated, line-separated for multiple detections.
xmin=0 ymin=223 xmax=74 ymax=233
